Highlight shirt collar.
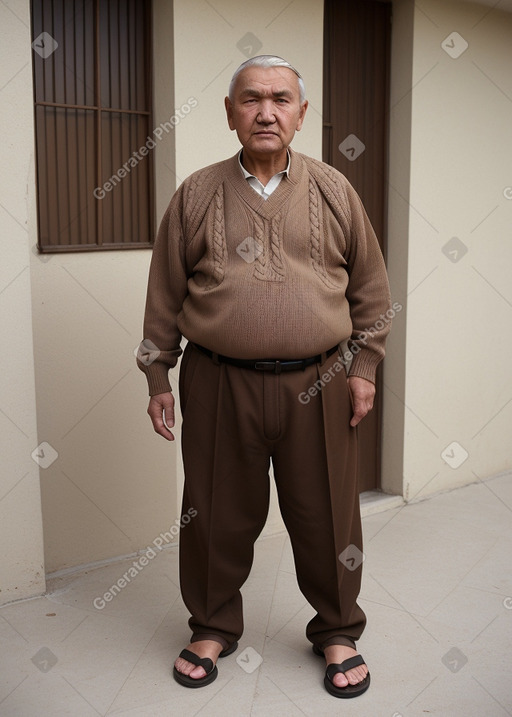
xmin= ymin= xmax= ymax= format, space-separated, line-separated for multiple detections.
xmin=238 ymin=149 xmax=290 ymax=180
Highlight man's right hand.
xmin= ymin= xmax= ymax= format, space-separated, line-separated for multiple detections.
xmin=147 ymin=392 xmax=175 ymax=441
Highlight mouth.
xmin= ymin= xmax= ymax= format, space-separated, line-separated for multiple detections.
xmin=254 ymin=131 xmax=278 ymax=137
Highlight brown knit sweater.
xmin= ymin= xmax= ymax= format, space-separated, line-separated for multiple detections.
xmin=138 ymin=148 xmax=391 ymax=395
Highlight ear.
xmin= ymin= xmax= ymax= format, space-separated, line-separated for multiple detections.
xmin=225 ymin=96 xmax=235 ymax=131
xmin=296 ymin=100 xmax=308 ymax=131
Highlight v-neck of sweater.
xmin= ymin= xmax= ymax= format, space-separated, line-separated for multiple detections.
xmin=225 ymin=147 xmax=304 ymax=220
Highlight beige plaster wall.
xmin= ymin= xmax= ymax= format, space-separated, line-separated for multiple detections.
xmin=31 ymin=1 xmax=180 ymax=575
xmin=0 ymin=0 xmax=45 ymax=603
xmin=383 ymin=0 xmax=512 ymax=501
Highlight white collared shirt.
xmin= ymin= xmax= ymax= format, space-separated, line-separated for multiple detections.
xmin=238 ymin=150 xmax=290 ymax=200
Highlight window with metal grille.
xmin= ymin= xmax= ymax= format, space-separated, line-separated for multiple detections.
xmin=31 ymin=0 xmax=154 ymax=252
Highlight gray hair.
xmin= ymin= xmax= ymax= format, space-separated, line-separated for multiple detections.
xmin=228 ymin=55 xmax=306 ymax=105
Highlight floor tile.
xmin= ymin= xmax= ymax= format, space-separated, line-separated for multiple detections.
xmin=1 ymin=474 xmax=511 ymax=716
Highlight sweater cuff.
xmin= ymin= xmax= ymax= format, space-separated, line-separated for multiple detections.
xmin=137 ymin=360 xmax=173 ymax=396
xmin=346 ymin=349 xmax=381 ymax=384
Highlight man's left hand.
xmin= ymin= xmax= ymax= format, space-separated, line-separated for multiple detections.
xmin=347 ymin=376 xmax=376 ymax=427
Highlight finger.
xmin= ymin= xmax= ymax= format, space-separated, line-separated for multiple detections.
xmin=152 ymin=413 xmax=175 ymax=440
xmin=350 ymin=400 xmax=369 ymax=427
xmin=163 ymin=405 xmax=175 ymax=429
xmin=351 ymin=398 xmax=375 ymax=426
xmin=155 ymin=418 xmax=175 ymax=441
xmin=349 ymin=409 xmax=364 ymax=427
xmin=148 ymin=405 xmax=175 ymax=441
xmin=350 ymin=412 xmax=363 ymax=427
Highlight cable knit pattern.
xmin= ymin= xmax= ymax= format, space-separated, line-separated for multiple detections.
xmin=137 ymin=148 xmax=392 ymax=396
xmin=269 ymin=214 xmax=285 ymax=281
xmin=253 ymin=213 xmax=285 ymax=282
xmin=308 ymin=179 xmax=339 ymax=290
xmin=303 ymin=157 xmax=351 ymax=241
xmin=252 ymin=212 xmax=268 ymax=280
xmin=184 ymin=164 xmax=225 ymax=241
xmin=204 ymin=185 xmax=226 ymax=289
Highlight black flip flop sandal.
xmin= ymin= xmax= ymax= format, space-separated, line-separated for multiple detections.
xmin=313 ymin=644 xmax=370 ymax=699
xmin=173 ymin=641 xmax=238 ymax=688
xmin=219 ymin=642 xmax=238 ymax=658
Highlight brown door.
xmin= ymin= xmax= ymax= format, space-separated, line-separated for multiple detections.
xmin=323 ymin=0 xmax=392 ymax=492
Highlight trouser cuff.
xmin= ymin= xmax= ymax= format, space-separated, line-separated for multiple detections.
xmin=317 ymin=635 xmax=356 ymax=650
xmin=190 ymin=633 xmax=230 ymax=651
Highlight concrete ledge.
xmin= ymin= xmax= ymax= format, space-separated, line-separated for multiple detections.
xmin=360 ymin=490 xmax=404 ymax=518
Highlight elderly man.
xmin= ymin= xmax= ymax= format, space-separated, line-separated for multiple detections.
xmin=137 ymin=55 xmax=391 ymax=699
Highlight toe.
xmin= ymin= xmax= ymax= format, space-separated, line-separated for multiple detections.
xmin=174 ymin=657 xmax=188 ymax=675
xmin=332 ymin=671 xmax=349 ymax=688
xmin=174 ymin=658 xmax=206 ymax=679
xmin=189 ymin=665 xmax=207 ymax=679
xmin=346 ymin=665 xmax=368 ymax=685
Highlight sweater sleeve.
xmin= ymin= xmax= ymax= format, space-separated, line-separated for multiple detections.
xmin=343 ymin=182 xmax=392 ymax=383
xmin=136 ymin=190 xmax=188 ymax=396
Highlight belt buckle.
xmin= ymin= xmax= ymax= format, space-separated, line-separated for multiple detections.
xmin=254 ymin=360 xmax=281 ymax=374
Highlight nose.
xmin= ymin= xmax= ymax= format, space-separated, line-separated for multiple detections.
xmin=256 ymin=100 xmax=276 ymax=124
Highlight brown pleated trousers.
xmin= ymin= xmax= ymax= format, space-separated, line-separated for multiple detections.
xmin=178 ymin=342 xmax=366 ymax=651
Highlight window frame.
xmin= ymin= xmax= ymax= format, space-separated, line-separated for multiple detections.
xmin=31 ymin=0 xmax=155 ymax=253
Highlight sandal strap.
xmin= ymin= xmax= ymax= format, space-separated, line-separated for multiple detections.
xmin=178 ymin=649 xmax=214 ymax=675
xmin=326 ymin=654 xmax=366 ymax=681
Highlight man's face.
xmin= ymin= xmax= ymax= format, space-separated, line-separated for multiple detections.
xmin=225 ymin=66 xmax=308 ymax=156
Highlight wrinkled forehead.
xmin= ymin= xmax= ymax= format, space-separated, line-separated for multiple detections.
xmin=233 ymin=66 xmax=301 ymax=98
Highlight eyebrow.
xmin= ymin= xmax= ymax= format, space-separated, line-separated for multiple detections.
xmin=240 ymin=88 xmax=294 ymax=99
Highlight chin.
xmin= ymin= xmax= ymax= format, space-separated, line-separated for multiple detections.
xmin=251 ymin=138 xmax=283 ymax=150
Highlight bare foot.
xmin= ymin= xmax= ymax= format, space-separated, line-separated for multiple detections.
xmin=174 ymin=640 xmax=224 ymax=680
xmin=323 ymin=645 xmax=368 ymax=688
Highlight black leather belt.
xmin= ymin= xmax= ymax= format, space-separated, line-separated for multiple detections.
xmin=193 ymin=343 xmax=338 ymax=374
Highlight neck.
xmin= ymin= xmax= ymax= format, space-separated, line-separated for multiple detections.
xmin=241 ymin=148 xmax=288 ymax=184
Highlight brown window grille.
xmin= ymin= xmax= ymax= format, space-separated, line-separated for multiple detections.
xmin=31 ymin=0 xmax=154 ymax=252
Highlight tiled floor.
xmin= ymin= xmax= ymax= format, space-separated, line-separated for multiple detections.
xmin=1 ymin=473 xmax=511 ymax=716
